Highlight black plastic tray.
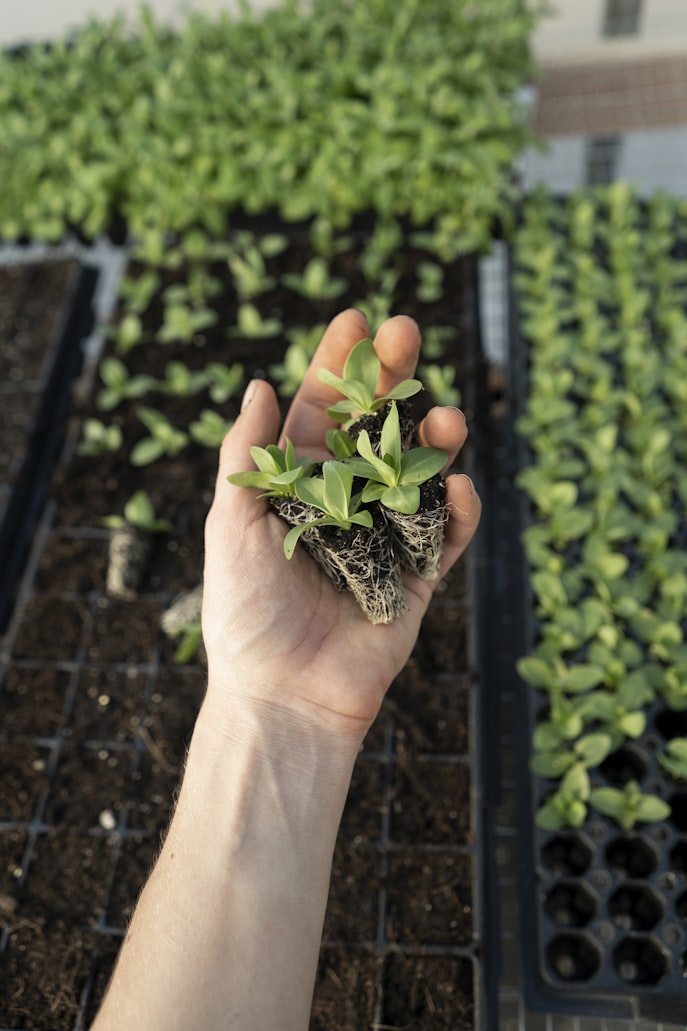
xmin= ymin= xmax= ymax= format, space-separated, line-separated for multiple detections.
xmin=0 ymin=258 xmax=97 ymax=631
xmin=506 ymin=241 xmax=687 ymax=1023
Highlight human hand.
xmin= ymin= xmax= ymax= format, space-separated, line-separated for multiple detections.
xmin=201 ymin=309 xmax=481 ymax=745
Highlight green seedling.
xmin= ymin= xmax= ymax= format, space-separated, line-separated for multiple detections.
xmin=227 ymin=439 xmax=314 ymax=498
xmin=96 ymin=357 xmax=156 ymax=411
xmin=530 ymin=731 xmax=612 ymax=780
xmin=101 ymin=490 xmax=173 ymax=534
xmin=77 ymin=419 xmax=123 ymax=457
xmin=172 ymin=619 xmax=203 ymax=664
xmin=658 ymin=738 xmax=687 ymax=781
xmin=189 ymin=410 xmax=233 ymax=449
xmin=283 ymin=462 xmax=373 ymax=560
xmin=346 ymin=402 xmax=446 ymax=514
xmin=205 ymin=361 xmax=245 ymax=404
xmin=418 ymin=363 xmax=462 ymax=407
xmin=269 ymin=324 xmax=323 ymax=398
xmin=589 ymin=780 xmax=670 ymax=831
xmin=131 ymin=407 xmax=189 ymax=466
xmin=536 ymin=762 xmax=590 ymax=831
xmin=281 ymin=257 xmax=347 ymax=301
xmin=158 ymin=360 xmax=209 ymax=397
xmin=230 ymin=302 xmax=283 ymax=339
xmin=318 ymin=337 xmax=421 ymax=422
xmin=415 ymin=260 xmax=444 ymax=303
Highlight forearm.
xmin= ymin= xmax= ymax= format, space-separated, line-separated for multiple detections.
xmin=92 ymin=690 xmax=361 ymax=1031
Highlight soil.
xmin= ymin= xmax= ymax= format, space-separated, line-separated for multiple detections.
xmin=0 ymin=235 xmax=484 ymax=1030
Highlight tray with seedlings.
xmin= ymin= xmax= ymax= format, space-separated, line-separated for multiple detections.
xmin=508 ymin=185 xmax=687 ymax=1022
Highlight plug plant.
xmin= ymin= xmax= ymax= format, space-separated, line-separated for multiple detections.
xmin=228 ymin=339 xmax=453 ymax=622
xmin=102 ymin=490 xmax=173 ymax=601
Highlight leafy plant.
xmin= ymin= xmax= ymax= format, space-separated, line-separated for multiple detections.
xmin=346 ymin=402 xmax=446 ymax=514
xmin=96 ymin=358 xmax=156 ymax=411
xmin=101 ymin=490 xmax=173 ymax=534
xmin=536 ymin=763 xmax=590 ymax=831
xmin=226 ymin=439 xmax=314 ymax=498
xmin=205 ymin=361 xmax=245 ymax=404
xmin=589 ymin=780 xmax=671 ymax=831
xmin=281 ymin=257 xmax=347 ymax=301
xmin=284 ymin=462 xmax=373 ymax=560
xmin=131 ymin=408 xmax=189 ymax=466
xmin=189 ymin=410 xmax=233 ymax=449
xmin=77 ymin=419 xmax=123 ymax=457
xmin=658 ymin=738 xmax=687 ymax=781
xmin=230 ymin=303 xmax=283 ymax=339
xmin=418 ymin=363 xmax=462 ymax=407
xmin=318 ymin=337 xmax=422 ymax=422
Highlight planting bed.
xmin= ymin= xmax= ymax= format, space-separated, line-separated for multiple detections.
xmin=0 ymin=259 xmax=97 ymax=630
xmin=509 ymin=188 xmax=687 ymax=1022
xmin=0 ymin=230 xmax=490 ymax=1030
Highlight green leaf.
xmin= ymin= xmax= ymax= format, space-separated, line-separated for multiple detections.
xmin=343 ymin=338 xmax=379 ymax=400
xmin=130 ymin=437 xmax=166 ymax=466
xmin=516 ymin=656 xmax=553 ymax=689
xmin=558 ymin=664 xmax=605 ymax=694
xmin=322 ymin=461 xmax=352 ymax=523
xmin=574 ymin=732 xmax=612 ymax=767
xmin=380 ymin=402 xmax=402 ymax=471
xmin=530 ymin=751 xmax=575 ymax=778
xmin=380 ymin=484 xmax=420 ymax=514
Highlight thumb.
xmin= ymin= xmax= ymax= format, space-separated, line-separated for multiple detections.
xmin=213 ymin=378 xmax=282 ymax=515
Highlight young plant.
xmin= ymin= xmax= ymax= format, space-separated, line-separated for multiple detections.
xmin=131 ymin=407 xmax=189 ymax=466
xmin=347 ymin=402 xmax=446 ymax=515
xmin=283 ymin=461 xmax=373 ymax=560
xmin=77 ymin=419 xmax=123 ymax=457
xmin=658 ymin=738 xmax=687 ymax=781
xmin=417 ymin=363 xmax=462 ymax=407
xmin=589 ymin=780 xmax=671 ymax=831
xmin=101 ymin=490 xmax=173 ymax=535
xmin=189 ymin=410 xmax=233 ymax=449
xmin=157 ymin=360 xmax=209 ymax=397
xmin=230 ymin=302 xmax=283 ymax=339
xmin=317 ymin=337 xmax=422 ymax=423
xmin=205 ymin=361 xmax=245 ymax=404
xmin=281 ymin=257 xmax=347 ymax=301
xmin=96 ymin=357 xmax=156 ymax=411
xmin=226 ymin=439 xmax=314 ymax=499
xmin=536 ymin=763 xmax=590 ymax=831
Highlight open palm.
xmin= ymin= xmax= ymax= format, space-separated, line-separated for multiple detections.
xmin=202 ymin=309 xmax=481 ymax=742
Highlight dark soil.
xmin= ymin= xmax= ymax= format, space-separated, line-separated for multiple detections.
xmin=0 ymin=236 xmax=484 ymax=1030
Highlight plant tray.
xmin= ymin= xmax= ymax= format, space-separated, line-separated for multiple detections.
xmin=0 ymin=234 xmax=493 ymax=1030
xmin=0 ymin=258 xmax=97 ymax=631
xmin=506 ymin=239 xmax=687 ymax=1024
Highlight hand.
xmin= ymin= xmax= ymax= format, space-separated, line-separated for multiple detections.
xmin=201 ymin=309 xmax=481 ymax=744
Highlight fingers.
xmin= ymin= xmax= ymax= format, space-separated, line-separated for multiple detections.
xmin=438 ymin=474 xmax=481 ymax=578
xmin=373 ymin=315 xmax=422 ymax=399
xmin=280 ymin=311 xmax=424 ymax=454
xmin=416 ymin=405 xmax=468 ymax=470
xmin=280 ymin=308 xmax=370 ymax=452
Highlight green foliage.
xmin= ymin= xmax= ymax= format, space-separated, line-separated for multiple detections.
xmin=172 ymin=619 xmax=203 ymax=664
xmin=515 ymin=187 xmax=687 ymax=831
xmin=102 ymin=490 xmax=173 ymax=533
xmin=418 ymin=363 xmax=462 ymax=407
xmin=346 ymin=402 xmax=446 ymax=514
xmin=284 ymin=461 xmax=373 ymax=559
xmin=189 ymin=410 xmax=233 ymax=448
xmin=131 ymin=407 xmax=189 ymax=465
xmin=318 ymin=337 xmax=421 ymax=421
xmin=77 ymin=419 xmax=123 ymax=456
xmin=96 ymin=357 xmax=156 ymax=411
xmin=0 ymin=1 xmax=539 ymax=248
xmin=226 ymin=439 xmax=314 ymax=498
xmin=589 ymin=780 xmax=671 ymax=831
xmin=281 ymin=258 xmax=347 ymax=301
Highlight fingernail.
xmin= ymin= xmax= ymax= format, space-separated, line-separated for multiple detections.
xmin=241 ymin=379 xmax=258 ymax=412
xmin=462 ymin=474 xmax=476 ymax=495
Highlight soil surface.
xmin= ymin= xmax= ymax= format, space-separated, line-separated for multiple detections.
xmin=0 ymin=235 xmax=484 ymax=1030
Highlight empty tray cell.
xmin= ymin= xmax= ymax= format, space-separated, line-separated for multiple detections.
xmin=545 ymin=932 xmax=602 ymax=983
xmin=605 ymin=834 xmax=659 ymax=878
xmin=608 ymin=884 xmax=664 ymax=932
xmin=541 ymin=832 xmax=594 ymax=877
xmin=543 ymin=881 xmax=597 ymax=930
xmin=612 ymin=934 xmax=669 ymax=985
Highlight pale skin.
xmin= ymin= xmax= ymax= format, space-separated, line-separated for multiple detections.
xmin=91 ymin=309 xmax=481 ymax=1031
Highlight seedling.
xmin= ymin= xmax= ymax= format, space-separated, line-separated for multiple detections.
xmin=205 ymin=361 xmax=245 ymax=404
xmin=189 ymin=410 xmax=233 ymax=449
xmin=281 ymin=257 xmax=347 ymax=301
xmin=131 ymin=407 xmax=189 ymax=466
xmin=347 ymin=402 xmax=446 ymax=515
xmin=318 ymin=337 xmax=422 ymax=422
xmin=417 ymin=363 xmax=462 ymax=407
xmin=283 ymin=462 xmax=373 ymax=560
xmin=96 ymin=357 xmax=156 ymax=411
xmin=536 ymin=763 xmax=590 ymax=831
xmin=658 ymin=738 xmax=687 ymax=781
xmin=77 ymin=419 xmax=123 ymax=457
xmin=230 ymin=302 xmax=283 ymax=339
xmin=227 ymin=439 xmax=314 ymax=499
xmin=102 ymin=490 xmax=173 ymax=535
xmin=589 ymin=780 xmax=671 ymax=831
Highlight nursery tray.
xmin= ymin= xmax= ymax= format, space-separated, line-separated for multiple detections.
xmin=506 ymin=248 xmax=687 ymax=1024
xmin=0 ymin=257 xmax=97 ymax=630
xmin=0 ymin=231 xmax=494 ymax=1030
